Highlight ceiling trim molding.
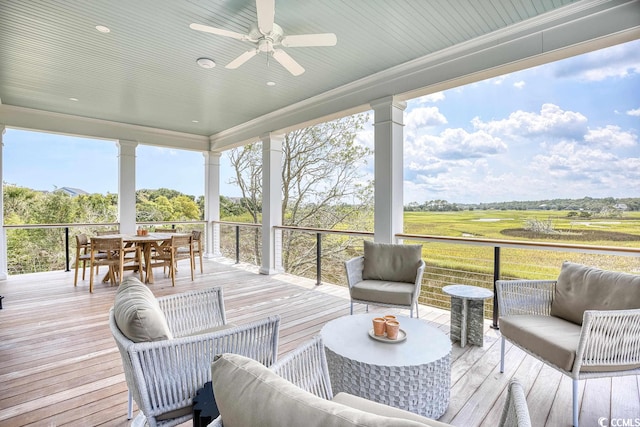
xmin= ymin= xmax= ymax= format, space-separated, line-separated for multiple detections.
xmin=0 ymin=105 xmax=209 ymax=151
xmin=210 ymin=0 xmax=639 ymax=151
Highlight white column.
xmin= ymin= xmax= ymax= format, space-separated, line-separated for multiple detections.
xmin=260 ymin=133 xmax=284 ymax=275
xmin=117 ymin=140 xmax=138 ymax=234
xmin=0 ymin=126 xmax=7 ymax=280
xmin=371 ymin=96 xmax=406 ymax=243
xmin=204 ymin=151 xmax=222 ymax=258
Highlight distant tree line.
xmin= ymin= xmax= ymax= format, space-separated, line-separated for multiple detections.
xmin=406 ymin=197 xmax=640 ymax=213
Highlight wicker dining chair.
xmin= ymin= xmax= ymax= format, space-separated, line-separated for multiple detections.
xmin=89 ymin=237 xmax=142 ymax=292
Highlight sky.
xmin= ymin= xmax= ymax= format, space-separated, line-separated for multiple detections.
xmin=3 ymin=39 xmax=640 ymax=205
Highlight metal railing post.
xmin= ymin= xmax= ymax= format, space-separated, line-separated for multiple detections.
xmin=235 ymin=225 xmax=240 ymax=264
xmin=65 ymin=227 xmax=70 ymax=272
xmin=492 ymin=246 xmax=500 ymax=329
xmin=316 ymin=232 xmax=322 ymax=286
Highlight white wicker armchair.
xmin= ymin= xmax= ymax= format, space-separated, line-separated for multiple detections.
xmin=345 ymin=256 xmax=425 ymax=317
xmin=497 ymin=270 xmax=640 ymax=427
xmin=209 ymin=336 xmax=531 ymax=427
xmin=109 ymin=286 xmax=280 ymax=427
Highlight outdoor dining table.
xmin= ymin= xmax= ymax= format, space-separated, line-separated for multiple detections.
xmin=96 ymin=233 xmax=191 ymax=284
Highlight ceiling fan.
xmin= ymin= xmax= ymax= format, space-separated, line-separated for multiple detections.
xmin=190 ymin=0 xmax=337 ymax=76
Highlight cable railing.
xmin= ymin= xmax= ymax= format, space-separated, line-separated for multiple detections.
xmin=4 ymin=221 xmax=639 ymax=324
xmin=215 ymin=223 xmax=640 ymax=325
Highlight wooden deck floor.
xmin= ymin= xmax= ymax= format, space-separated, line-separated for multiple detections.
xmin=0 ymin=258 xmax=638 ymax=427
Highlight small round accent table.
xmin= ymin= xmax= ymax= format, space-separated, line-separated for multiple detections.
xmin=320 ymin=314 xmax=451 ymax=418
xmin=442 ymin=285 xmax=493 ymax=347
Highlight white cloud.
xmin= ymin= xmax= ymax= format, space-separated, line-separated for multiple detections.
xmin=627 ymin=108 xmax=640 ymax=117
xmin=583 ymin=125 xmax=637 ymax=149
xmin=553 ymin=40 xmax=640 ymax=81
xmin=472 ymin=103 xmax=588 ymax=139
xmin=405 ymin=107 xmax=448 ymax=136
xmin=414 ymin=92 xmax=445 ymax=104
xmin=513 ymin=81 xmax=525 ymax=89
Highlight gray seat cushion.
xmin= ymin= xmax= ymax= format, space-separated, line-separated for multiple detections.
xmin=332 ymin=393 xmax=446 ymax=426
xmin=550 ymin=262 xmax=640 ymax=325
xmin=211 ymin=353 xmax=427 ymax=427
xmin=350 ymin=280 xmax=416 ymax=306
xmin=499 ymin=315 xmax=581 ymax=372
xmin=362 ymin=241 xmax=422 ymax=284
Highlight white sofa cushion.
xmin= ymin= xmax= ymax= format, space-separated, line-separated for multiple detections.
xmin=211 ymin=353 xmax=428 ymax=427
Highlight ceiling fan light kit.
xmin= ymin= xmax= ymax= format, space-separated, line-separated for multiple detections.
xmin=190 ymin=0 xmax=336 ymax=76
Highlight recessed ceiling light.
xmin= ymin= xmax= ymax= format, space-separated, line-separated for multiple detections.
xmin=266 ymin=81 xmax=276 ymax=86
xmin=192 ymin=120 xmax=199 ymax=123
xmin=69 ymin=97 xmax=79 ymax=101
xmin=196 ymin=57 xmax=216 ymax=69
xmin=95 ymin=25 xmax=111 ymax=33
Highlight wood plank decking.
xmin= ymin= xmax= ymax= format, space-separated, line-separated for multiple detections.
xmin=0 ymin=258 xmax=638 ymax=427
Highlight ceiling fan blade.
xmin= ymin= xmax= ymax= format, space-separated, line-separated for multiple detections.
xmin=226 ymin=50 xmax=258 ymax=69
xmin=272 ymin=49 xmax=305 ymax=76
xmin=256 ymin=0 xmax=275 ymax=35
xmin=189 ymin=23 xmax=247 ymax=41
xmin=281 ymin=33 xmax=337 ymax=47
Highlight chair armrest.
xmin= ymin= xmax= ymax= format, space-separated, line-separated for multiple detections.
xmin=496 ymin=280 xmax=556 ymax=316
xmin=344 ymin=256 xmax=364 ymax=289
xmin=498 ymin=379 xmax=532 ymax=427
xmin=128 ymin=315 xmax=280 ymax=420
xmin=574 ymin=308 xmax=640 ymax=374
xmin=270 ymin=335 xmax=333 ymax=400
xmin=412 ymin=259 xmax=426 ymax=301
xmin=158 ymin=287 xmax=227 ymax=337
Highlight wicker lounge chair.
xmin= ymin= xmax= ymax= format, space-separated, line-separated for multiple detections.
xmin=345 ymin=241 xmax=425 ymax=317
xmin=109 ymin=280 xmax=280 ymax=427
xmin=210 ymin=335 xmax=531 ymax=426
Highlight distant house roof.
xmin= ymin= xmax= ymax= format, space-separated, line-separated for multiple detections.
xmin=59 ymin=187 xmax=89 ymax=197
xmin=614 ymin=203 xmax=628 ymax=210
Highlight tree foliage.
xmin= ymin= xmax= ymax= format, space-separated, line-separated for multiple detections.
xmin=227 ymin=113 xmax=374 ymax=281
xmin=2 ymin=184 xmax=203 ymax=274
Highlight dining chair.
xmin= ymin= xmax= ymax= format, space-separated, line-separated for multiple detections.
xmin=153 ymin=234 xmax=194 ymax=286
xmin=73 ymin=233 xmax=101 ymax=286
xmin=89 ymin=237 xmax=142 ymax=292
xmin=96 ymin=229 xmax=120 ymax=236
xmin=154 ymin=228 xmax=177 ymax=233
xmin=179 ymin=230 xmax=203 ymax=274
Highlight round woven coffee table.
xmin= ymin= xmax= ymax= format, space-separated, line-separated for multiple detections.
xmin=320 ymin=313 xmax=451 ymax=418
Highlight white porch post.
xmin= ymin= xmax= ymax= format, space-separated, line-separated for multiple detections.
xmin=260 ymin=133 xmax=284 ymax=275
xmin=117 ymin=140 xmax=138 ymax=234
xmin=0 ymin=126 xmax=7 ymax=280
xmin=371 ymin=96 xmax=406 ymax=243
xmin=204 ymin=151 xmax=222 ymax=258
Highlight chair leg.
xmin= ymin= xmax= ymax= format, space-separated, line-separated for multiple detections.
xmin=127 ymin=390 xmax=133 ymax=419
xmin=350 ymin=302 xmax=353 ymax=315
xmin=573 ymin=379 xmax=579 ymax=427
xmin=500 ymin=337 xmax=505 ymax=373
xmin=415 ymin=301 xmax=419 ymax=318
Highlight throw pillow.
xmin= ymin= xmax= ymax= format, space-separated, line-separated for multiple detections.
xmin=211 ymin=353 xmax=426 ymax=427
xmin=362 ymin=240 xmax=423 ymax=284
xmin=113 ymin=277 xmax=173 ymax=342
xmin=550 ymin=261 xmax=640 ymax=325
